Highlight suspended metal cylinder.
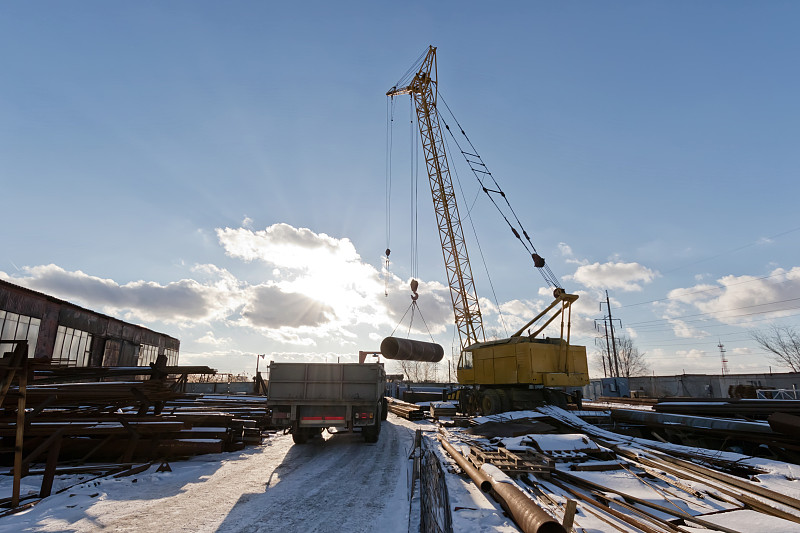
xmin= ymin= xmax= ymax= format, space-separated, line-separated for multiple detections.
xmin=380 ymin=337 xmax=444 ymax=363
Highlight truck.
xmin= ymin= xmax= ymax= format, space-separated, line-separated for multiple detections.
xmin=266 ymin=361 xmax=387 ymax=444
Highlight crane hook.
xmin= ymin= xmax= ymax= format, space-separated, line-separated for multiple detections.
xmin=410 ymin=279 xmax=419 ymax=301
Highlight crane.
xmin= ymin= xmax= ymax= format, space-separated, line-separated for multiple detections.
xmin=386 ymin=46 xmax=484 ymax=353
xmin=388 ymin=46 xmax=589 ymax=414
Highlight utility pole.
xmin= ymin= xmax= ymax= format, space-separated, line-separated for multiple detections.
xmin=593 ymin=321 xmax=612 ymax=378
xmin=604 ymin=320 xmax=614 ymax=377
xmin=605 ymin=291 xmax=621 ymax=377
xmin=595 ymin=292 xmax=622 ymax=377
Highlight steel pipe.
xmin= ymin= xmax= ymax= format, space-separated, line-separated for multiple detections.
xmin=380 ymin=337 xmax=444 ymax=362
xmin=439 ymin=437 xmax=565 ymax=533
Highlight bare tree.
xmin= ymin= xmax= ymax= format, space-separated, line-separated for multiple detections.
xmin=596 ymin=335 xmax=649 ymax=378
xmin=751 ymin=325 xmax=800 ymax=372
xmin=395 ymin=360 xmax=440 ymax=382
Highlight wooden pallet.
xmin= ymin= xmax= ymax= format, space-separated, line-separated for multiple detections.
xmin=468 ymin=446 xmax=555 ymax=477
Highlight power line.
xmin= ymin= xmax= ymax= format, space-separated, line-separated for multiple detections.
xmin=630 ymin=310 xmax=800 ymax=334
xmin=615 ymin=270 xmax=793 ymax=310
xmin=625 ymin=296 xmax=800 ymax=326
xmin=659 ymin=224 xmax=800 ymax=276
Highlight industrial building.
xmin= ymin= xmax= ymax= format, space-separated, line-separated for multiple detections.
xmin=584 ymin=371 xmax=800 ymax=399
xmin=0 ymin=279 xmax=179 ymax=367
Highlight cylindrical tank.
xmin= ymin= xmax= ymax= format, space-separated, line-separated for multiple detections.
xmin=380 ymin=337 xmax=444 ymax=363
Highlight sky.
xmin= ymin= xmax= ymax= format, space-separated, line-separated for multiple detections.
xmin=2 ymin=2 xmax=800 ymax=378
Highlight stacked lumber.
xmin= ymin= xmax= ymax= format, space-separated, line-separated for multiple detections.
xmin=429 ymin=401 xmax=457 ymax=419
xmin=386 ymin=397 xmax=425 ymax=420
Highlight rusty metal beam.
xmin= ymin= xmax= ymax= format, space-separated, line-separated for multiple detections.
xmin=439 ymin=436 xmax=565 ymax=533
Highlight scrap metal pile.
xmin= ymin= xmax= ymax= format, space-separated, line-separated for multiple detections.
xmin=0 ymin=341 xmax=269 ymax=512
xmin=432 ymin=406 xmax=800 ymax=532
xmin=585 ymin=396 xmax=800 ymax=464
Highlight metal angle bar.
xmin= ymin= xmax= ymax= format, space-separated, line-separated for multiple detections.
xmin=554 ymin=470 xmax=742 ymax=532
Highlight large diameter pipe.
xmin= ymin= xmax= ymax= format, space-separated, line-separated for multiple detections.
xmin=380 ymin=337 xmax=444 ymax=363
xmin=439 ymin=437 xmax=566 ymax=533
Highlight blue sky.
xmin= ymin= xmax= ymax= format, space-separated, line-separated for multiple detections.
xmin=2 ymin=2 xmax=800 ymax=377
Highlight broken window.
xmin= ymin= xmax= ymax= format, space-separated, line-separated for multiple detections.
xmin=52 ymin=326 xmax=92 ymax=367
xmin=137 ymin=344 xmax=159 ymax=366
xmin=0 ymin=311 xmax=41 ymax=358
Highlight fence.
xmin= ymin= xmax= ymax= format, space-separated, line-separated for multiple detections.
xmin=419 ymin=435 xmax=453 ymax=533
xmin=757 ymin=388 xmax=800 ymax=400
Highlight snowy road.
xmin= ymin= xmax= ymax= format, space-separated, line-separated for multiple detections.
xmin=4 ymin=417 xmax=416 ymax=533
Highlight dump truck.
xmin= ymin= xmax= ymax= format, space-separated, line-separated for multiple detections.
xmin=266 ymin=361 xmax=387 ymax=444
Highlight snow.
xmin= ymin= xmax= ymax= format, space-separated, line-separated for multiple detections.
xmin=425 ymin=434 xmax=520 ymax=533
xmin=0 ymin=418 xmax=414 ymax=533
xmin=698 ymin=509 xmax=800 ymax=533
xmin=479 ymin=464 xmax=514 ymax=485
xmin=523 ymin=433 xmax=599 ymax=453
xmin=7 ymin=406 xmax=800 ymax=532
xmin=471 ymin=410 xmax=548 ymax=425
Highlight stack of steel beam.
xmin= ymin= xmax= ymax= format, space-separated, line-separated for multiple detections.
xmin=654 ymin=398 xmax=800 ymax=420
xmin=385 ymin=397 xmax=425 ymax=420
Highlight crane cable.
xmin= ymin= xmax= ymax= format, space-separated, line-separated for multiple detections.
xmin=437 ymin=91 xmax=562 ymax=289
xmin=410 ymin=96 xmax=420 ymax=281
xmin=442 ymin=125 xmax=510 ymax=338
xmin=384 ymin=96 xmax=396 ymax=297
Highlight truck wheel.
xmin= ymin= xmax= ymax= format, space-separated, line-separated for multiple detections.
xmin=292 ymin=429 xmax=310 ymax=445
xmin=364 ymin=425 xmax=379 ymax=443
xmin=481 ymin=389 xmax=502 ymax=415
xmin=381 ymin=398 xmax=388 ymax=420
xmin=364 ymin=414 xmax=381 ymax=443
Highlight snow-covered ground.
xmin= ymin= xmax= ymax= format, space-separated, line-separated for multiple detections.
xmin=1 ymin=416 xmax=417 ymax=533
xmin=7 ymin=407 xmax=800 ymax=533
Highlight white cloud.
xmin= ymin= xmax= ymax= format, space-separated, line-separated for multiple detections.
xmin=567 ymin=261 xmax=658 ymax=292
xmin=217 ymin=223 xmax=359 ymax=270
xmin=664 ymin=267 xmax=800 ymax=327
xmin=5 ymin=222 xmax=634 ymax=365
xmin=196 ymin=331 xmax=232 ymax=346
xmin=675 ymin=349 xmax=708 ymax=360
xmin=667 ymin=319 xmax=708 ymax=339
xmin=559 ymin=242 xmax=588 ymax=265
xmin=217 ymin=223 xmax=453 ymax=340
xmin=0 ymin=263 xmax=243 ymax=324
xmin=0 ymin=223 xmax=461 ymax=351
xmin=242 ymin=285 xmax=333 ymax=328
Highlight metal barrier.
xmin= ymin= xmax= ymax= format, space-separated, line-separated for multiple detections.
xmin=419 ymin=435 xmax=453 ymax=533
xmin=757 ymin=388 xmax=800 ymax=400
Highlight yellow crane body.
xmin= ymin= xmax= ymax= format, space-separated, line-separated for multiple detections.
xmin=459 ymin=340 xmax=589 ymax=388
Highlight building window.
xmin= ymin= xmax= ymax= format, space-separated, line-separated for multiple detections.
xmin=52 ymin=326 xmax=92 ymax=367
xmin=0 ymin=311 xmax=40 ymax=358
xmin=164 ymin=348 xmax=179 ymax=366
xmin=137 ymin=344 xmax=159 ymax=366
